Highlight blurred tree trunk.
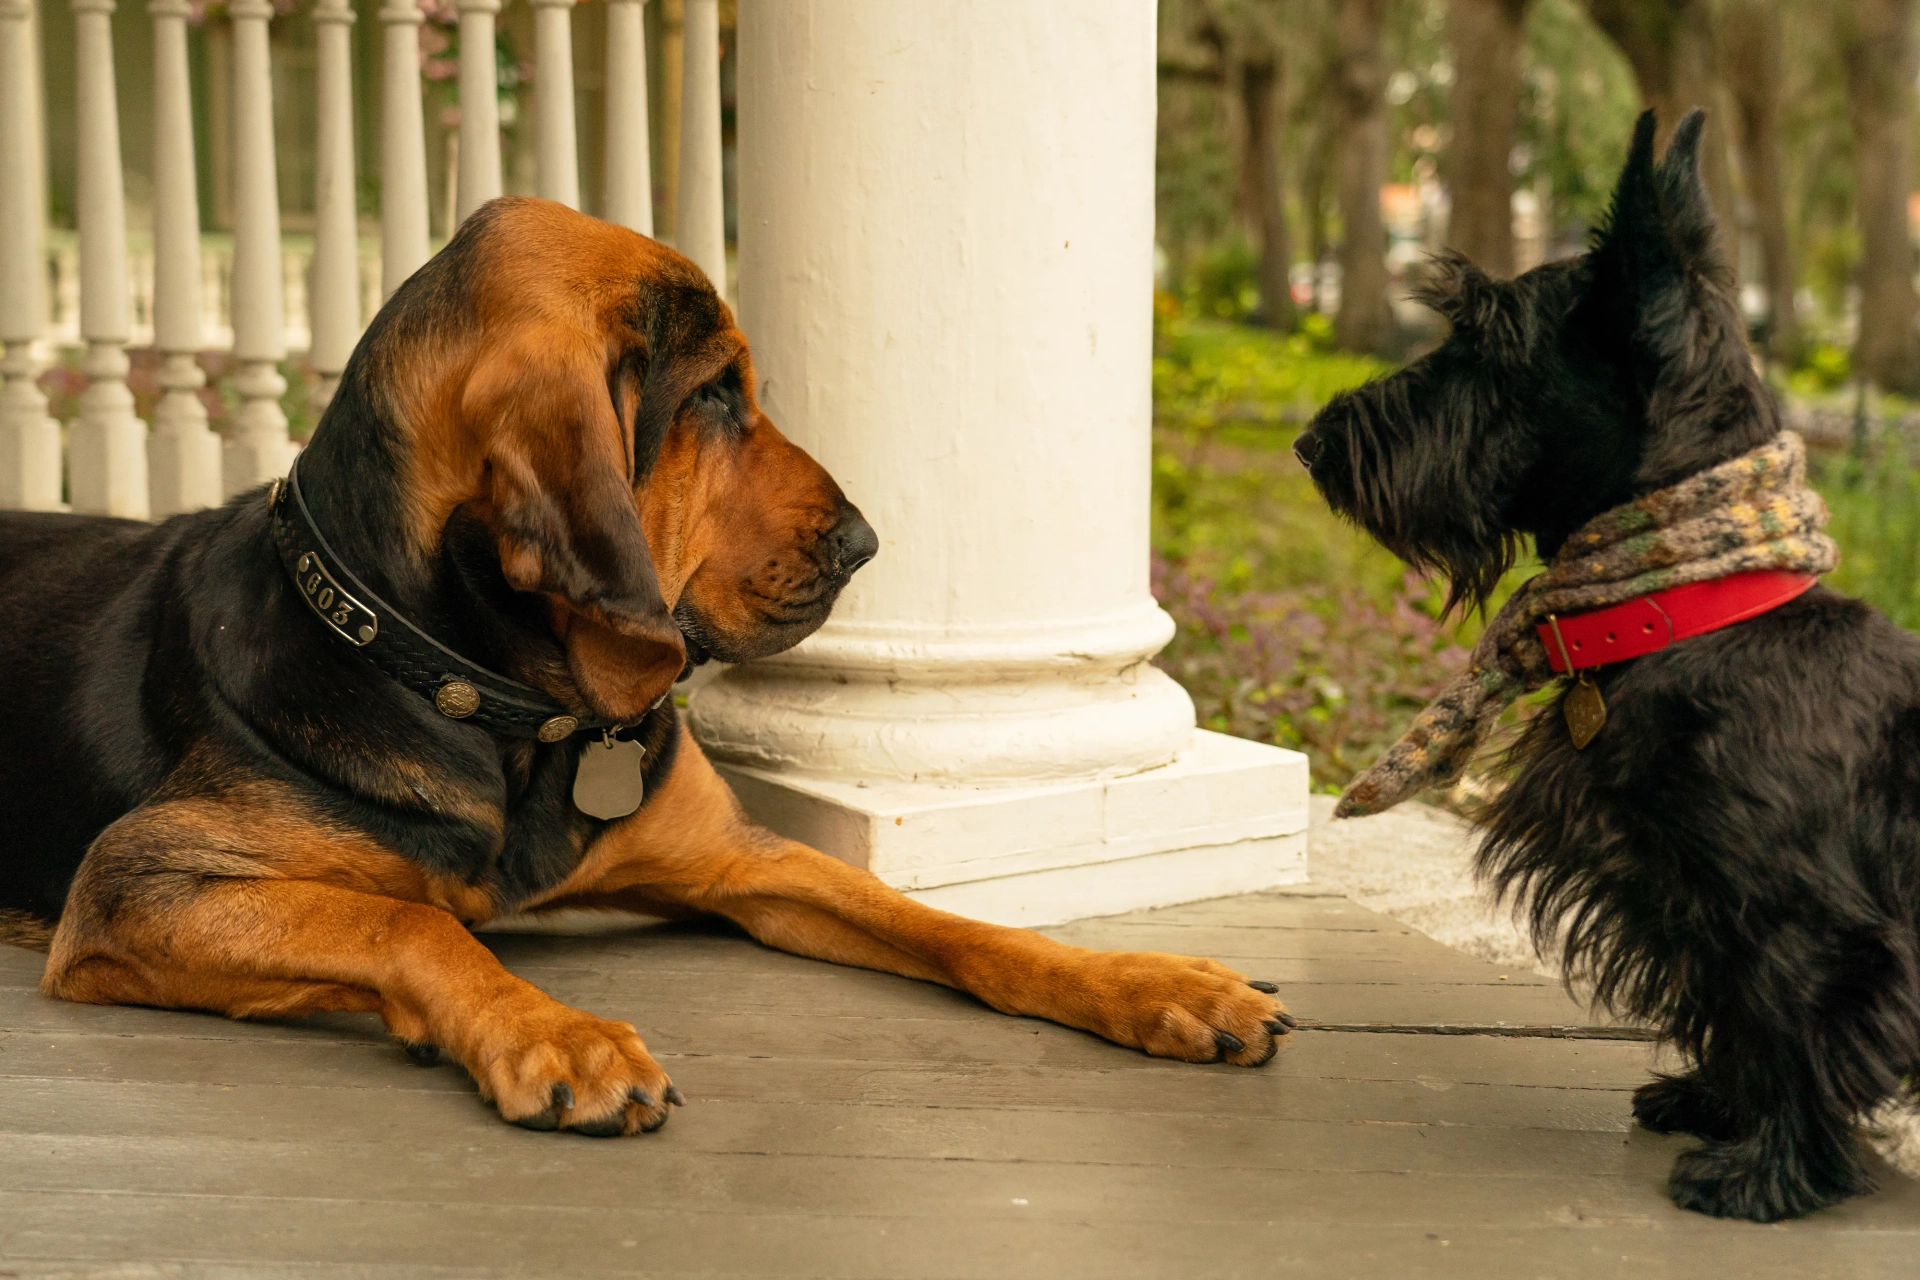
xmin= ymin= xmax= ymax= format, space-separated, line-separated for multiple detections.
xmin=1720 ymin=0 xmax=1798 ymax=361
xmin=1445 ymin=0 xmax=1535 ymax=277
xmin=1301 ymin=119 xmax=1335 ymax=310
xmin=1840 ymin=0 xmax=1920 ymax=392
xmin=1582 ymin=0 xmax=1735 ymax=264
xmin=1238 ymin=55 xmax=1297 ymax=329
xmin=1331 ymin=0 xmax=1394 ymax=353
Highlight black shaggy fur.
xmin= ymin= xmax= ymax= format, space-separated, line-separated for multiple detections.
xmin=1293 ymin=110 xmax=1920 ymax=1221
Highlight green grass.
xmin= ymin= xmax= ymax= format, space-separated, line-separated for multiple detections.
xmin=1816 ymin=442 xmax=1920 ymax=630
xmin=1151 ymin=312 xmax=1536 ymax=639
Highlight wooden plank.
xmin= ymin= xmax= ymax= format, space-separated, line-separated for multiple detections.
xmin=0 ymin=1077 xmax=1660 ymax=1175
xmin=4 ymin=1190 xmax=1916 ymax=1280
xmin=0 ymin=1014 xmax=1666 ymax=1089
xmin=0 ymin=1032 xmax=1650 ymax=1132
xmin=0 ymin=973 xmax=1610 ymax=1036
xmin=10 ymin=1131 xmax=1916 ymax=1236
xmin=1 ymin=883 xmax=1905 ymax=1280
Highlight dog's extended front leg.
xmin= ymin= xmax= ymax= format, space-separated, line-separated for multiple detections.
xmin=45 ymin=800 xmax=678 ymax=1135
xmin=540 ymin=729 xmax=1292 ymax=1065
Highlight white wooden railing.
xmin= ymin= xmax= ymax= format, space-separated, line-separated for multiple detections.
xmin=0 ymin=0 xmax=723 ymax=519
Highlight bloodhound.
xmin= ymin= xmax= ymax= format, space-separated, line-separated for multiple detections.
xmin=0 ymin=199 xmax=1290 ymax=1135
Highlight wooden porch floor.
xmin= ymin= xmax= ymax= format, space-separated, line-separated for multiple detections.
xmin=1 ymin=884 xmax=1914 ymax=1278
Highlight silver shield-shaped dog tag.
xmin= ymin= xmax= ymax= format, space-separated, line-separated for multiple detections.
xmin=573 ymin=737 xmax=647 ymax=820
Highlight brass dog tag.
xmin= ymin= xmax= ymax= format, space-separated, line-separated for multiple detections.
xmin=1564 ymin=675 xmax=1607 ymax=749
xmin=573 ymin=736 xmax=647 ymax=820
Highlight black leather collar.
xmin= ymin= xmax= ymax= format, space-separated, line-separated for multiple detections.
xmin=268 ymin=457 xmax=616 ymax=742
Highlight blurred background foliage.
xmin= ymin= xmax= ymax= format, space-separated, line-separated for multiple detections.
xmin=1150 ymin=1 xmax=1920 ymax=790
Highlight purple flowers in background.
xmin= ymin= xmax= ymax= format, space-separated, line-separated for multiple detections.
xmin=1151 ymin=554 xmax=1470 ymax=789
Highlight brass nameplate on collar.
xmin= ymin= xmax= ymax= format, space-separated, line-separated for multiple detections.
xmin=1564 ymin=676 xmax=1607 ymax=749
xmin=294 ymin=551 xmax=378 ymax=647
xmin=573 ymin=737 xmax=647 ymax=820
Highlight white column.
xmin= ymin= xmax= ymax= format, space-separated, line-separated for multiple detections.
xmin=69 ymin=0 xmax=147 ymax=518
xmin=0 ymin=0 xmax=60 ymax=510
xmin=695 ymin=0 xmax=1306 ymax=928
xmin=602 ymin=0 xmax=652 ymax=235
xmin=531 ymin=0 xmax=578 ymax=208
xmin=223 ymin=0 xmax=297 ymax=494
xmin=674 ymin=0 xmax=723 ymax=285
xmin=146 ymin=0 xmax=221 ymax=516
xmin=380 ymin=0 xmax=430 ymax=295
xmin=310 ymin=0 xmax=359 ymax=414
xmin=455 ymin=0 xmax=501 ymax=222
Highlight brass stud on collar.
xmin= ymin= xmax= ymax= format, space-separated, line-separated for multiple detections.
xmin=435 ymin=681 xmax=481 ymax=719
xmin=537 ymin=715 xmax=579 ymax=743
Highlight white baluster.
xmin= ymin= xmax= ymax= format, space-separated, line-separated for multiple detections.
xmin=604 ymin=0 xmax=652 ymax=235
xmin=147 ymin=0 xmax=220 ymax=516
xmin=311 ymin=0 xmax=359 ymax=413
xmin=70 ymin=0 xmax=148 ymax=518
xmin=224 ymin=0 xmax=297 ymax=494
xmin=381 ymin=0 xmax=430 ymax=295
xmin=0 ymin=0 xmax=60 ymax=510
xmin=456 ymin=0 xmax=501 ymax=222
xmin=532 ymin=0 xmax=578 ymax=208
xmin=676 ymin=0 xmax=724 ymax=287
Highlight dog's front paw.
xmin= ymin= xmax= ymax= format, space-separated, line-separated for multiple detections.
xmin=460 ymin=998 xmax=681 ymax=1136
xmin=1667 ymin=1137 xmax=1873 ymax=1222
xmin=1071 ymin=951 xmax=1292 ymax=1067
xmin=1633 ymin=1072 xmax=1738 ymax=1140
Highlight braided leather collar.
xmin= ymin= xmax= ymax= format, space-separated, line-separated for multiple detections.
xmin=268 ymin=456 xmax=615 ymax=741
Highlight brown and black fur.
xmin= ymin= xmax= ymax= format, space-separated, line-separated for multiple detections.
xmin=1 ymin=198 xmax=1290 ymax=1136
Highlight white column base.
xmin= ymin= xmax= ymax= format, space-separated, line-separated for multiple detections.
xmin=715 ymin=729 xmax=1309 ymax=928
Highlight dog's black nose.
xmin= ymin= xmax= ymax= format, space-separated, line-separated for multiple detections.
xmin=1292 ymin=432 xmax=1322 ymax=470
xmin=825 ymin=506 xmax=879 ymax=579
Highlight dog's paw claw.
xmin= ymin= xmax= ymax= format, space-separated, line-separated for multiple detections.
xmin=665 ymin=1084 xmax=687 ymax=1107
xmin=1263 ymin=1017 xmax=1294 ymax=1036
xmin=1213 ymin=1030 xmax=1246 ymax=1058
xmin=1247 ymin=980 xmax=1280 ymax=994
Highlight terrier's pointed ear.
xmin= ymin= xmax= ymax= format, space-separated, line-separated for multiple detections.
xmin=1655 ymin=109 xmax=1719 ymax=271
xmin=1595 ymin=110 xmax=1662 ymax=258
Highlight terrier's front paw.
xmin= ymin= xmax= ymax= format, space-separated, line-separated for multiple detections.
xmin=1667 ymin=1137 xmax=1873 ymax=1222
xmin=1078 ymin=951 xmax=1292 ymax=1066
xmin=460 ymin=1000 xmax=681 ymax=1136
xmin=1633 ymin=1072 xmax=1738 ymax=1140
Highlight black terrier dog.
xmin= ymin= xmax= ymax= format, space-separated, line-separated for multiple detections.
xmin=1292 ymin=109 xmax=1920 ymax=1222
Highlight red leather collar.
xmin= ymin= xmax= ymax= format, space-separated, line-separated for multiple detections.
xmin=1536 ymin=569 xmax=1818 ymax=674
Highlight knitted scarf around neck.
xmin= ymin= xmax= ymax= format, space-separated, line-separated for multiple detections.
xmin=1336 ymin=431 xmax=1837 ymax=819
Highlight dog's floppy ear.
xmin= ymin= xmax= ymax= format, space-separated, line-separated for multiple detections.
xmin=469 ymin=334 xmax=686 ymax=722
